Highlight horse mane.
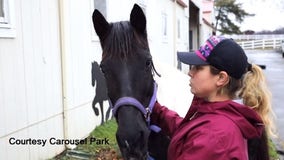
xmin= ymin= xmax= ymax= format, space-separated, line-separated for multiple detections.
xmin=102 ymin=21 xmax=149 ymax=60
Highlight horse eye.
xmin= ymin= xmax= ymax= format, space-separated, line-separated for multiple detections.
xmin=146 ymin=60 xmax=152 ymax=67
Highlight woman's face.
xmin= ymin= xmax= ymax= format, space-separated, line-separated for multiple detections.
xmin=188 ymin=65 xmax=219 ymax=100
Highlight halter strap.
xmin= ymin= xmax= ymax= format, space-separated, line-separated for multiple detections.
xmin=110 ymin=81 xmax=161 ymax=132
xmin=112 ymin=97 xmax=147 ymax=116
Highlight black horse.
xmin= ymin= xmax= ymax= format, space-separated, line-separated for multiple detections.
xmin=92 ymin=4 xmax=169 ymax=160
xmin=91 ymin=61 xmax=111 ymax=124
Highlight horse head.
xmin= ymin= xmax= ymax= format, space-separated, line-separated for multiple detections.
xmin=92 ymin=4 xmax=157 ymax=159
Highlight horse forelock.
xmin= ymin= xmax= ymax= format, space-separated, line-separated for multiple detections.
xmin=101 ymin=21 xmax=149 ymax=60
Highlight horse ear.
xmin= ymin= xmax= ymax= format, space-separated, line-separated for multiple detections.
xmin=92 ymin=9 xmax=110 ymax=41
xmin=130 ymin=4 xmax=146 ymax=34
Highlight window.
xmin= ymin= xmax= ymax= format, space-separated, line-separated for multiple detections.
xmin=177 ymin=19 xmax=181 ymax=39
xmin=0 ymin=0 xmax=4 ymax=18
xmin=162 ymin=12 xmax=167 ymax=37
xmin=0 ymin=0 xmax=16 ymax=38
xmin=0 ymin=0 xmax=9 ymax=26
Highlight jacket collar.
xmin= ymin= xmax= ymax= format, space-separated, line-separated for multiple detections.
xmin=183 ymin=96 xmax=264 ymax=139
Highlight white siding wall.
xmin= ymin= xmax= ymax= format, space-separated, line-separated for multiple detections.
xmin=0 ymin=0 xmax=64 ymax=159
xmin=147 ymin=0 xmax=176 ymax=65
xmin=59 ymin=0 xmax=99 ymax=143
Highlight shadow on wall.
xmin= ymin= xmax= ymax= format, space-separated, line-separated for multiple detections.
xmin=91 ymin=61 xmax=112 ymax=125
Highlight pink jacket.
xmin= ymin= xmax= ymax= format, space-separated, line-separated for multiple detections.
xmin=151 ymin=97 xmax=264 ymax=160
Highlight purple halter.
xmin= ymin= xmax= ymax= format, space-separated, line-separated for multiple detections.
xmin=110 ymin=81 xmax=161 ymax=132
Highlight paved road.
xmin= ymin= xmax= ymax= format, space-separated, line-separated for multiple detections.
xmin=246 ymin=50 xmax=284 ymax=154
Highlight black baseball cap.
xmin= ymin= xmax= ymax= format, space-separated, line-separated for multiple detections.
xmin=178 ymin=36 xmax=250 ymax=79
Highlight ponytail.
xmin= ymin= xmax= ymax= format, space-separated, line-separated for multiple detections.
xmin=239 ymin=64 xmax=277 ymax=138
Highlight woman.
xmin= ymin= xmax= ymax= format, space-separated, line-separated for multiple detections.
xmin=151 ymin=36 xmax=276 ymax=159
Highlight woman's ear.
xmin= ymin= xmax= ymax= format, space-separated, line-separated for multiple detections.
xmin=216 ymin=71 xmax=229 ymax=87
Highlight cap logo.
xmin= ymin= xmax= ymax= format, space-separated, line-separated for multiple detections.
xmin=195 ymin=36 xmax=226 ymax=61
